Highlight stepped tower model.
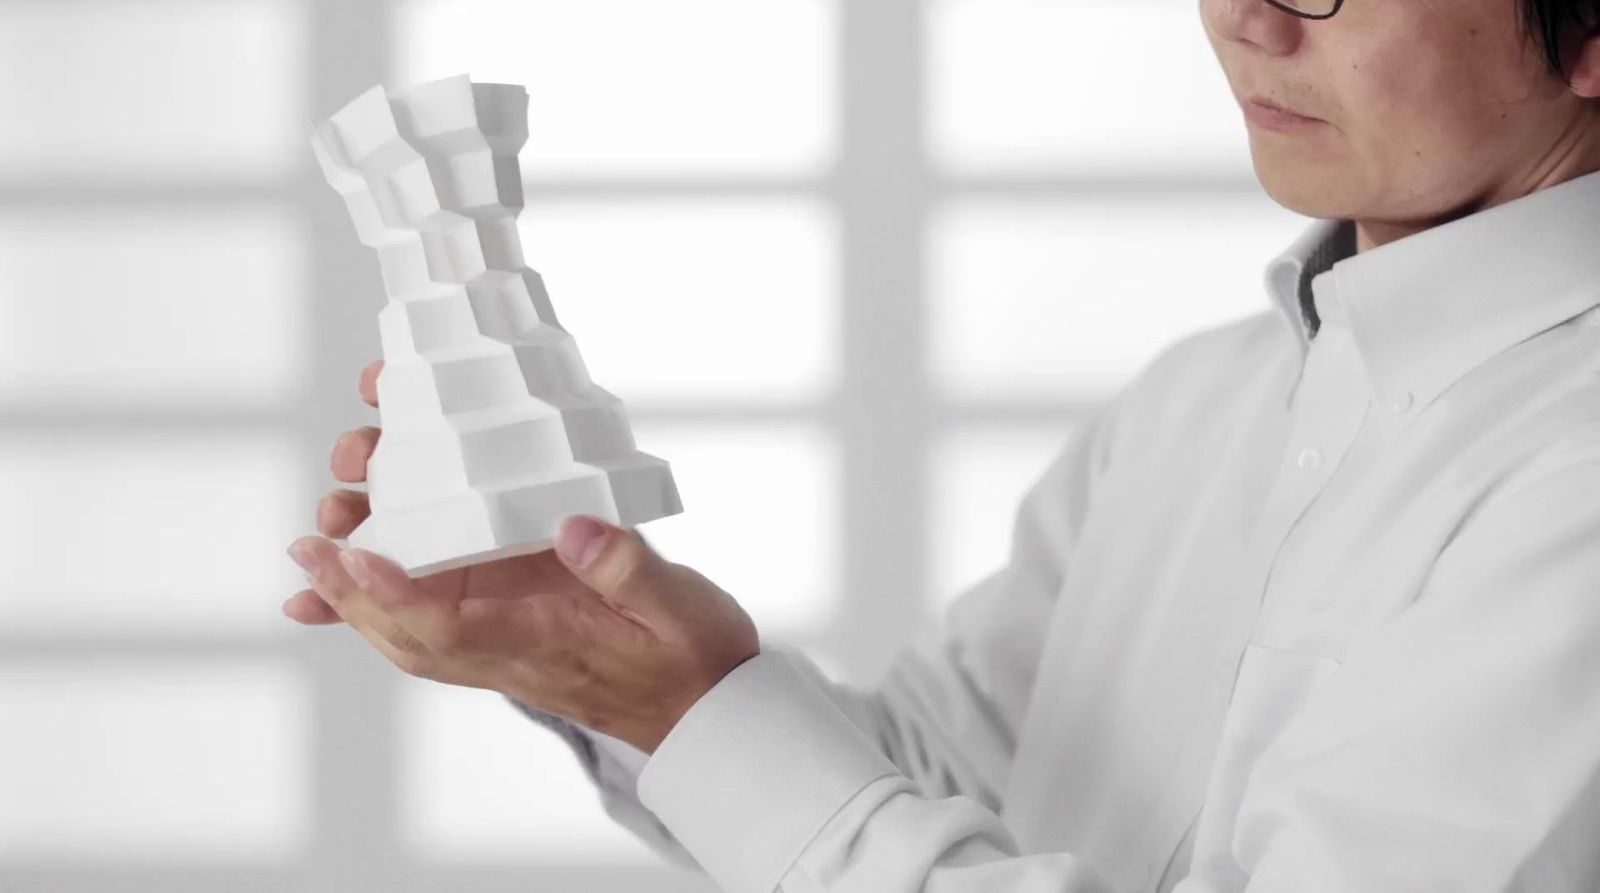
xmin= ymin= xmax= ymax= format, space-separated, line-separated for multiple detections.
xmin=309 ymin=74 xmax=681 ymax=576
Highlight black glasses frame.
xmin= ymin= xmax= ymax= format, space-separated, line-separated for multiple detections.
xmin=1264 ymin=0 xmax=1345 ymax=19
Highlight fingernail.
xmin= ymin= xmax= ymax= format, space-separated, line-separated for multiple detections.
xmin=338 ymin=549 xmax=372 ymax=587
xmin=557 ymin=516 xmax=607 ymax=569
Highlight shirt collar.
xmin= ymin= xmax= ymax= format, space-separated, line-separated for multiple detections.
xmin=1263 ymin=167 xmax=1600 ymax=442
xmin=1264 ymin=216 xmax=1356 ymax=348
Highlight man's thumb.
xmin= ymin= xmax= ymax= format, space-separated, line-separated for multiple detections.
xmin=554 ymin=514 xmax=669 ymax=611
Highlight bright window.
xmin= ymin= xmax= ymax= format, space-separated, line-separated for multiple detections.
xmin=0 ymin=0 xmax=303 ymax=178
xmin=0 ymin=660 xmax=310 ymax=859
xmin=928 ymin=424 xmax=1081 ymax=609
xmin=0 ymin=208 xmax=307 ymax=409
xmin=928 ymin=0 xmax=1251 ymax=176
xmin=0 ymin=431 xmax=306 ymax=634
xmin=928 ymin=193 xmax=1306 ymax=400
xmin=517 ymin=199 xmax=838 ymax=401
xmin=395 ymin=0 xmax=837 ymax=176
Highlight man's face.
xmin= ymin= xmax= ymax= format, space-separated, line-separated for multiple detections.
xmin=1201 ymin=0 xmax=1595 ymax=224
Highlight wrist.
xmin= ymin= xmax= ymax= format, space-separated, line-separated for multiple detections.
xmin=633 ymin=647 xmax=764 ymax=754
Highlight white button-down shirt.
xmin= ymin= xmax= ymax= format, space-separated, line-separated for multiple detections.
xmin=509 ymin=167 xmax=1600 ymax=892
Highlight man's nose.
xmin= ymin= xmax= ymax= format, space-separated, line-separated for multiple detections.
xmin=1202 ymin=0 xmax=1305 ymax=56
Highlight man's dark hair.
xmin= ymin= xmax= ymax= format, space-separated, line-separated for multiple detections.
xmin=1522 ymin=0 xmax=1600 ymax=84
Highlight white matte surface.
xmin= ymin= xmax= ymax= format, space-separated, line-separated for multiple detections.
xmin=310 ymin=74 xmax=682 ymax=576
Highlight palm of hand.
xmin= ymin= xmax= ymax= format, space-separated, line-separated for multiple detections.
xmin=284 ymin=356 xmax=649 ymax=647
xmin=410 ymin=545 xmax=653 ymax=658
xmin=283 ymin=359 xmax=727 ymax=743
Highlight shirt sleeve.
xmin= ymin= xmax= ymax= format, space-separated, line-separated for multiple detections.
xmin=501 ymin=693 xmax=703 ymax=871
xmin=1221 ymin=431 xmax=1600 ymax=891
xmin=635 ymin=646 xmax=1118 ymax=893
xmin=628 ymin=394 xmax=1135 ymax=893
xmin=814 ymin=391 xmax=1124 ymax=811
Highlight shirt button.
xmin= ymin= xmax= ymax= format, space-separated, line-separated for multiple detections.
xmin=1296 ymin=447 xmax=1323 ymax=470
xmin=1391 ymin=390 xmax=1414 ymax=413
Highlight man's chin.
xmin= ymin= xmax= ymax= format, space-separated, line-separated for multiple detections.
xmin=1250 ymin=153 xmax=1347 ymax=219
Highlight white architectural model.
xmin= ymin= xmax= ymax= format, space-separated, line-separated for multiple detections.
xmin=309 ymin=74 xmax=682 ymax=576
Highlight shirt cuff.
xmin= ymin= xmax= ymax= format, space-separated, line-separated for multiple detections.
xmin=636 ymin=647 xmax=902 ymax=893
xmin=588 ymin=727 xmax=651 ymax=782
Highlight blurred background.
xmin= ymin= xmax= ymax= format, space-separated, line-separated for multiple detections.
xmin=0 ymin=0 xmax=1309 ymax=890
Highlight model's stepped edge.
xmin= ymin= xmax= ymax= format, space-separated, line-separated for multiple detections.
xmin=311 ymin=73 xmax=682 ymax=575
xmin=366 ymin=395 xmax=636 ymax=508
xmin=374 ymin=324 xmax=594 ymax=407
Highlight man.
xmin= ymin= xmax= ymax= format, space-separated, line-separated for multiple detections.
xmin=284 ymin=0 xmax=1600 ymax=888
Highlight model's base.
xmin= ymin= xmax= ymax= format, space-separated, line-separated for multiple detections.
xmin=344 ymin=454 xmax=681 ymax=577
xmin=371 ymin=535 xmax=557 ymax=577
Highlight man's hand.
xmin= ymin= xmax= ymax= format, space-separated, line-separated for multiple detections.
xmin=282 ymin=360 xmax=761 ymax=754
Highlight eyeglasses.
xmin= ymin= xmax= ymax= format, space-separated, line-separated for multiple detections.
xmin=1265 ymin=0 xmax=1345 ymax=19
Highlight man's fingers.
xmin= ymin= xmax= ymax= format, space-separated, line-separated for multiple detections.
xmin=315 ymin=488 xmax=371 ymax=539
xmin=338 ymin=548 xmax=465 ymax=654
xmin=330 ymin=427 xmax=380 ymax=483
xmin=359 ymin=359 xmax=382 ymax=409
xmin=282 ymin=588 xmax=344 ymax=625
xmin=329 ymin=602 xmax=456 ymax=682
xmin=288 ymin=536 xmax=435 ymax=658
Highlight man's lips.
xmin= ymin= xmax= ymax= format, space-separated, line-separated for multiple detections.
xmin=1245 ymin=94 xmax=1320 ymax=121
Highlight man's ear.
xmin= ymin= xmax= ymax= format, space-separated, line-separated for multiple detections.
xmin=1568 ymin=27 xmax=1600 ymax=98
